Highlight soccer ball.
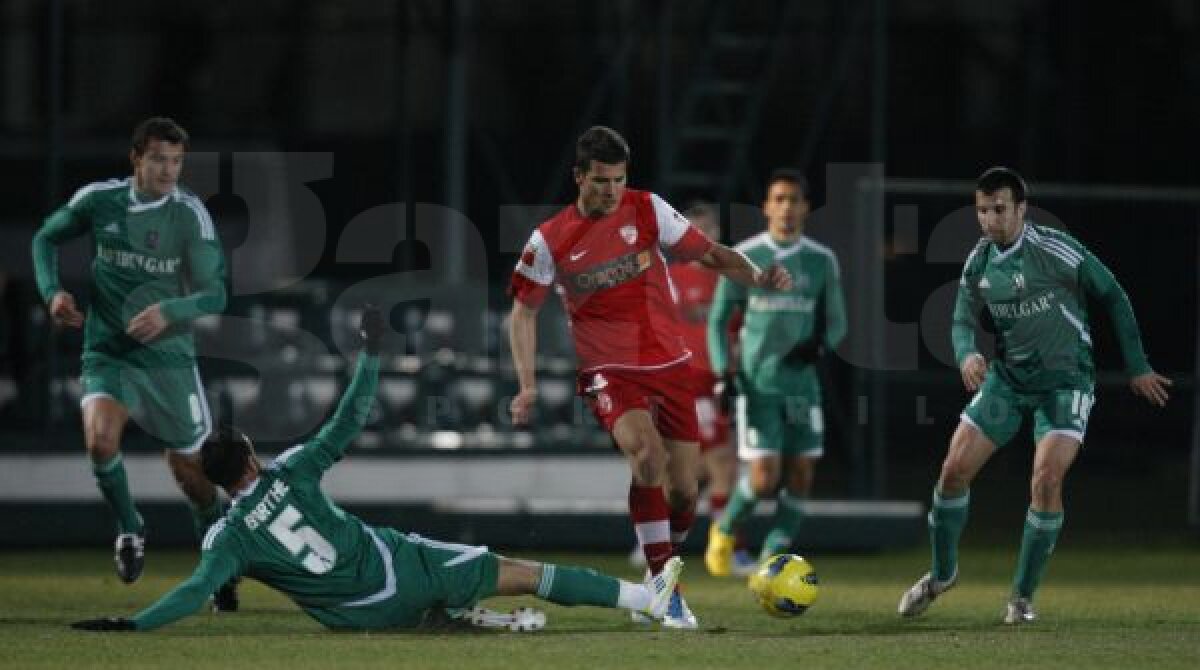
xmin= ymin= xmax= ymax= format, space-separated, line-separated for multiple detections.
xmin=747 ymin=554 xmax=819 ymax=617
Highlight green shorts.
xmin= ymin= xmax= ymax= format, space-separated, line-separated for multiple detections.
xmin=80 ymin=353 xmax=212 ymax=452
xmin=310 ymin=530 xmax=500 ymax=630
xmin=961 ymin=373 xmax=1096 ymax=447
xmin=735 ymin=390 xmax=824 ymax=461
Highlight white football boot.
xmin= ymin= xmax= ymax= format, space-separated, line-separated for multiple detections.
xmin=897 ymin=570 xmax=958 ymax=617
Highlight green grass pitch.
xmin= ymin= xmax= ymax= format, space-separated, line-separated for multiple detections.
xmin=1 ymin=541 xmax=1197 ymax=669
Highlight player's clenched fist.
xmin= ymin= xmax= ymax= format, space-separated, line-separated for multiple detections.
xmin=48 ymin=290 xmax=84 ymax=329
xmin=510 ymin=388 xmax=537 ymax=426
xmin=756 ymin=264 xmax=793 ymax=291
xmin=960 ymin=353 xmax=987 ymax=392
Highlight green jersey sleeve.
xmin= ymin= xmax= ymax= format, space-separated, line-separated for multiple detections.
xmin=131 ymin=523 xmax=243 ymax=631
xmin=822 ymin=254 xmax=848 ymax=350
xmin=31 ymin=186 xmax=97 ymax=303
xmin=708 ymin=275 xmax=746 ymax=374
xmin=159 ymin=197 xmax=227 ymax=324
xmin=951 ymin=241 xmax=988 ymax=366
xmin=1078 ymin=249 xmax=1152 ymax=377
xmin=276 ymin=352 xmax=381 ymax=481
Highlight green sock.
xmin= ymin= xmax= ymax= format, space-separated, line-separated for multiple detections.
xmin=1012 ymin=507 xmax=1063 ymax=599
xmin=760 ymin=489 xmax=806 ymax=560
xmin=93 ymin=454 xmax=143 ymax=535
xmin=930 ymin=488 xmax=970 ymax=582
xmin=717 ymin=475 xmax=759 ymax=535
xmin=537 ymin=564 xmax=619 ymax=607
xmin=190 ymin=499 xmax=225 ymax=542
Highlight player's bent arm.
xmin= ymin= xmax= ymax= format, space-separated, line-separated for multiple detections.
xmin=509 ymin=299 xmax=540 ymax=393
xmin=160 ymin=237 xmax=228 ymax=324
xmin=130 ymin=554 xmax=240 ymax=631
xmin=699 ymin=244 xmax=764 ymax=288
xmin=1079 ymin=251 xmax=1152 ymax=377
xmin=824 ymin=264 xmax=849 ymax=350
xmin=31 ymin=208 xmax=88 ymax=303
xmin=707 ymin=278 xmax=741 ymax=374
xmin=307 ymin=352 xmax=382 ymax=467
xmin=950 ymin=281 xmax=983 ymax=367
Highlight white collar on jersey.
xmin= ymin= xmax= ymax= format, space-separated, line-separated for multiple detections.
xmin=763 ymin=232 xmax=807 ymax=260
xmin=127 ymin=177 xmax=178 ymax=213
xmin=992 ymin=221 xmax=1029 ymax=261
xmin=231 ymin=477 xmax=262 ymax=503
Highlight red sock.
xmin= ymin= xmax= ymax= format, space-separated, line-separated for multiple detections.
xmin=670 ymin=502 xmax=696 ymax=550
xmin=629 ymin=484 xmax=672 ymax=575
xmin=709 ymin=492 xmax=729 ymax=518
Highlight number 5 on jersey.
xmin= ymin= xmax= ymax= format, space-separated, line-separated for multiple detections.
xmin=269 ymin=505 xmax=338 ymax=574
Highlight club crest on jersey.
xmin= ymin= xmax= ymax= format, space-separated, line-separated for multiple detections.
xmin=595 ymin=391 xmax=613 ymax=415
xmin=1012 ymin=273 xmax=1026 ymax=292
xmin=145 ymin=229 xmax=159 ymax=250
xmin=619 ymin=224 xmax=638 ymax=245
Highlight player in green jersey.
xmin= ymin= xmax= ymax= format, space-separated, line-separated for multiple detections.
xmin=898 ymin=167 xmax=1172 ymax=624
xmin=70 ymin=308 xmax=684 ymax=633
xmin=704 ymin=169 xmax=848 ymax=576
xmin=30 ymin=118 xmax=230 ymax=601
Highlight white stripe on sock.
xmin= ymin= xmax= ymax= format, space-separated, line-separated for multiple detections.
xmin=616 ymin=579 xmax=652 ymax=612
xmin=634 ymin=520 xmax=671 ymax=546
xmin=537 ymin=564 xmax=556 ymax=598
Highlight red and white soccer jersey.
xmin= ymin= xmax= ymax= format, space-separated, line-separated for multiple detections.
xmin=510 ymin=189 xmax=713 ymax=373
xmin=671 ymin=261 xmax=719 ymax=374
xmin=510 ymin=189 xmax=714 ymax=440
xmin=670 ymin=261 xmax=732 ymax=451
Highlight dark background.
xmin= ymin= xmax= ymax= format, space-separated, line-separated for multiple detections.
xmin=0 ymin=0 xmax=1197 ymax=536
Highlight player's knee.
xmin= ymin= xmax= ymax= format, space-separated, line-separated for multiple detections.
xmin=1030 ymin=466 xmax=1063 ymax=506
xmin=628 ymin=443 xmax=666 ymax=484
xmin=787 ymin=467 xmax=814 ymax=494
xmin=85 ymin=428 xmax=120 ymax=460
xmin=749 ymin=469 xmax=779 ymax=498
xmin=665 ymin=486 xmax=697 ymax=513
xmin=938 ymin=459 xmax=972 ymax=493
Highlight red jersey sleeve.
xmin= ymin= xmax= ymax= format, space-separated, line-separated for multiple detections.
xmin=650 ymin=193 xmax=715 ymax=262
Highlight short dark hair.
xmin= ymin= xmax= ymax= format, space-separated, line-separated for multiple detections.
xmin=574 ymin=126 xmax=630 ymax=173
xmin=131 ymin=117 xmax=189 ymax=155
xmin=766 ymin=168 xmax=810 ymax=201
xmin=201 ymin=425 xmax=256 ymax=490
xmin=976 ymin=166 xmax=1028 ymax=202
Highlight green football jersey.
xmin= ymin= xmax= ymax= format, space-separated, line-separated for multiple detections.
xmin=952 ymin=222 xmax=1152 ymax=391
xmin=31 ymin=177 xmax=226 ymax=367
xmin=709 ymin=233 xmax=847 ymax=395
xmin=131 ymin=354 xmax=381 ymax=631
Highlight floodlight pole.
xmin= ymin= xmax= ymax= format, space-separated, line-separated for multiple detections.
xmin=443 ymin=0 xmax=471 ymax=284
xmin=1191 ymin=227 xmax=1200 ymax=529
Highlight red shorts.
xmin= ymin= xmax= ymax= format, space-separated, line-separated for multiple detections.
xmin=578 ymin=363 xmax=701 ymax=442
xmin=694 ymin=393 xmax=732 ymax=452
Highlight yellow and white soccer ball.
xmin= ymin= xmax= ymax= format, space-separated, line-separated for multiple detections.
xmin=747 ymin=554 xmax=819 ymax=617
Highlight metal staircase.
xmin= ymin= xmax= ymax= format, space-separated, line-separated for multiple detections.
xmin=658 ymin=0 xmax=804 ymax=205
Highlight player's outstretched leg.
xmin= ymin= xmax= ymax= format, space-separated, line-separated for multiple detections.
xmin=705 ymin=475 xmax=758 ymax=576
xmin=95 ymin=455 xmax=144 ymax=584
xmin=759 ymin=489 xmax=806 ymax=561
xmin=494 ymin=555 xmax=682 ymax=630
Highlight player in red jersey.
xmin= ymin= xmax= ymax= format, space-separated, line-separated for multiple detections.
xmin=508 ymin=127 xmax=791 ymax=628
xmin=669 ymin=203 xmax=741 ymax=541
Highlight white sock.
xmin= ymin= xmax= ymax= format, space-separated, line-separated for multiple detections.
xmin=615 ymin=579 xmax=652 ymax=611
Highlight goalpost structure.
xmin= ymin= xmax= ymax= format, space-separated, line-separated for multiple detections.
xmin=844 ymin=174 xmax=1199 ymax=528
